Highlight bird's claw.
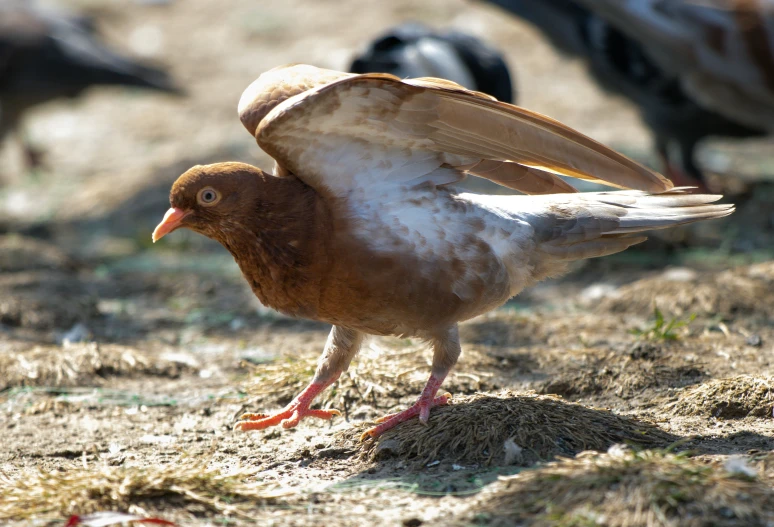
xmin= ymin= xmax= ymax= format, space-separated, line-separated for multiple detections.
xmin=234 ymin=406 xmax=341 ymax=432
xmin=360 ymin=392 xmax=452 ymax=441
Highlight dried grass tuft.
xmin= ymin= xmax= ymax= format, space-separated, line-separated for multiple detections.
xmin=669 ymin=376 xmax=774 ymax=419
xmin=468 ymin=448 xmax=774 ymax=527
xmin=0 ymin=342 xmax=187 ymax=392
xmin=0 ymin=455 xmax=290 ymax=522
xmin=349 ymin=390 xmax=675 ymax=466
xmin=597 ymin=264 xmax=774 ymax=320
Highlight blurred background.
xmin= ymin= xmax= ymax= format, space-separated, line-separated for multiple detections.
xmin=4 ymin=4 xmax=774 ymax=522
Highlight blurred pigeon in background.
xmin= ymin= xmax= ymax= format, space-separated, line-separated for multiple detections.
xmin=350 ymin=22 xmax=514 ymax=103
xmin=0 ymin=1 xmax=181 ymax=169
xmin=485 ymin=0 xmax=774 ymax=191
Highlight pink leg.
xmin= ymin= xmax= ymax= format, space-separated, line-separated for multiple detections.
xmin=234 ymin=380 xmax=340 ymax=431
xmin=360 ymin=372 xmax=452 ymax=440
xmin=235 ymin=326 xmax=364 ymax=432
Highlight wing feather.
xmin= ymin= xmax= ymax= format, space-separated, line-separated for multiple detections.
xmin=241 ymin=66 xmax=672 ymax=196
xmin=463 ymin=160 xmax=579 ymax=194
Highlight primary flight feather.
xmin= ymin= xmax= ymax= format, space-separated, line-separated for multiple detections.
xmin=153 ymin=64 xmax=732 ymax=439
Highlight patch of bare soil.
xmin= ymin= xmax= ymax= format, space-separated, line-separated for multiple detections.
xmin=14 ymin=263 xmax=774 ymax=525
xmin=4 ymin=250 xmax=774 ymax=527
xmin=538 ymin=343 xmax=706 ymax=400
xmin=6 ymin=255 xmax=774 ymax=525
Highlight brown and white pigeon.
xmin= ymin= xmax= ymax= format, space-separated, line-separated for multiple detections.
xmin=153 ymin=64 xmax=732 ymax=439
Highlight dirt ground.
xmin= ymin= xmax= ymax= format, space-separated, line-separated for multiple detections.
xmin=2 ymin=1 xmax=774 ymax=526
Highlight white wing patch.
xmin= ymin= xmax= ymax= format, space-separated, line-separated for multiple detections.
xmin=346 ymin=185 xmax=537 ymax=302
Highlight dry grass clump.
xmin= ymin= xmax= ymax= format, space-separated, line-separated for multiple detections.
xmin=468 ymin=448 xmax=774 ymax=527
xmin=597 ymin=265 xmax=773 ymax=320
xmin=669 ymin=376 xmax=774 ymax=419
xmin=0 ymin=342 xmax=187 ymax=391
xmin=539 ymin=346 xmax=704 ymax=400
xmin=351 ymin=390 xmax=675 ymax=466
xmin=0 ymin=456 xmax=290 ymax=522
xmin=241 ymin=340 xmax=501 ymax=411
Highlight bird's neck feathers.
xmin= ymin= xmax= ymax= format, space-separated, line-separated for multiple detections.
xmin=218 ymin=176 xmax=329 ymax=317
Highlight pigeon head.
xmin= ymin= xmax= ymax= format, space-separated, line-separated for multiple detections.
xmin=152 ymin=162 xmax=271 ymax=244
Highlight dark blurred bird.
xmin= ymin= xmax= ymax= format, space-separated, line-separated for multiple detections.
xmin=350 ymin=22 xmax=514 ymax=103
xmin=485 ymin=0 xmax=774 ymax=190
xmin=0 ymin=2 xmax=181 ymax=168
xmin=152 ymin=64 xmax=732 ymax=439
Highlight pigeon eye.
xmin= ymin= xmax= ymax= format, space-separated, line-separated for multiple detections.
xmin=198 ymin=188 xmax=220 ymax=206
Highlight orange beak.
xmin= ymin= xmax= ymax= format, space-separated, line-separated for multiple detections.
xmin=152 ymin=207 xmax=190 ymax=243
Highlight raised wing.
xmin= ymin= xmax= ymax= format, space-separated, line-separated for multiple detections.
xmin=238 ymin=64 xmax=355 ymax=138
xmin=240 ymin=65 xmax=672 ymax=197
xmin=574 ymin=0 xmax=774 ymax=131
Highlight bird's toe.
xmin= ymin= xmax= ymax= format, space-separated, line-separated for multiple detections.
xmin=281 ymin=410 xmax=301 ymax=428
xmin=359 ymin=429 xmax=376 ymax=442
xmin=374 ymin=411 xmax=400 ymax=424
xmin=237 ymin=412 xmax=269 ymax=421
xmin=306 ymin=409 xmax=341 ymax=419
xmin=233 ymin=420 xmax=267 ymax=432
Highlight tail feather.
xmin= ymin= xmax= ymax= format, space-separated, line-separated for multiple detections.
xmin=540 ymin=235 xmax=647 ymax=261
xmin=533 ymin=189 xmax=733 ymax=261
xmin=611 ymin=204 xmax=734 ymax=234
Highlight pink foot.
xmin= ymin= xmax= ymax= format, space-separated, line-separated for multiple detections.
xmin=360 ymin=392 xmax=452 ymax=440
xmin=234 ymin=381 xmax=339 ymax=431
xmin=359 ymin=370 xmax=452 ymax=440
